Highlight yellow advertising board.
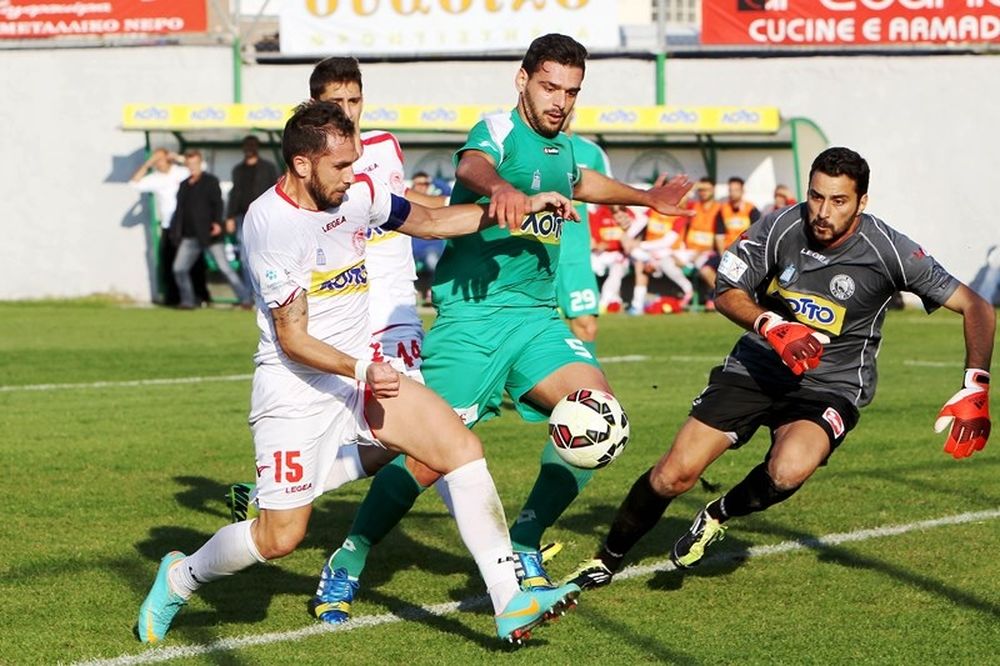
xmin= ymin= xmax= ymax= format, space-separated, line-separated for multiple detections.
xmin=123 ymin=104 xmax=781 ymax=135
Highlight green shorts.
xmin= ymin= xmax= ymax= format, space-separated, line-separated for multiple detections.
xmin=422 ymin=308 xmax=603 ymax=426
xmin=556 ymin=261 xmax=600 ymax=318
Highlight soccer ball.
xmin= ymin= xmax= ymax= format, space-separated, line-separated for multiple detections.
xmin=548 ymin=389 xmax=630 ymax=469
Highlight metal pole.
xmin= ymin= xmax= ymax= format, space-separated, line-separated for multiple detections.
xmin=232 ymin=0 xmax=243 ymax=103
xmin=654 ymin=0 xmax=667 ymax=104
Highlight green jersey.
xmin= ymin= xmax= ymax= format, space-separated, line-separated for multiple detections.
xmin=433 ymin=109 xmax=580 ymax=313
xmin=561 ymin=134 xmax=611 ymax=264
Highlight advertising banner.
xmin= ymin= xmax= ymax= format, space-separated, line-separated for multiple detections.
xmin=702 ymin=0 xmax=1000 ymax=46
xmin=279 ymin=0 xmax=618 ymax=55
xmin=123 ymin=103 xmax=781 ymax=135
xmin=0 ymin=0 xmax=207 ymax=39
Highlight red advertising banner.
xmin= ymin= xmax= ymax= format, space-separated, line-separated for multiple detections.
xmin=0 ymin=0 xmax=207 ymax=39
xmin=702 ymin=0 xmax=1000 ymax=46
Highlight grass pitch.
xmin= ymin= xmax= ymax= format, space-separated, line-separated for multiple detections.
xmin=1 ymin=301 xmax=997 ymax=665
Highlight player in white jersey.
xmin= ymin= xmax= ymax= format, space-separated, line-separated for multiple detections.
xmin=310 ymin=57 xmax=447 ymax=385
xmin=136 ymin=101 xmax=583 ymax=645
xmin=225 ymin=59 xmax=451 ymax=526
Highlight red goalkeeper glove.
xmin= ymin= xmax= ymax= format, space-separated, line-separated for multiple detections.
xmin=934 ymin=369 xmax=991 ymax=459
xmin=755 ymin=311 xmax=831 ymax=376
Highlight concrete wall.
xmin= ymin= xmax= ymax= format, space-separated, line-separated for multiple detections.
xmin=0 ymin=47 xmax=996 ymax=300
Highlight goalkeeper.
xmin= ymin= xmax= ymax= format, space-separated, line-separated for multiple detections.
xmin=568 ymin=146 xmax=994 ymax=589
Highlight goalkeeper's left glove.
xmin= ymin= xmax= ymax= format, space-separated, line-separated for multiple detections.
xmin=934 ymin=369 xmax=991 ymax=459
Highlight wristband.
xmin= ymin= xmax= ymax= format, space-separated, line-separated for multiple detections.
xmin=964 ymin=368 xmax=990 ymax=390
xmin=354 ymin=359 xmax=372 ymax=383
xmin=754 ymin=311 xmax=783 ymax=336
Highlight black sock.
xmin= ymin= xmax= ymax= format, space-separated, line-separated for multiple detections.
xmin=718 ymin=462 xmax=800 ymax=520
xmin=599 ymin=468 xmax=672 ymax=572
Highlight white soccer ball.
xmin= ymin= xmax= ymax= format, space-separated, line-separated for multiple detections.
xmin=548 ymin=388 xmax=630 ymax=469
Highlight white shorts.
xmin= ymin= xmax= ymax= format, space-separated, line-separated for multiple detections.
xmin=369 ymin=321 xmax=425 ymax=382
xmin=250 ymin=365 xmax=380 ymax=510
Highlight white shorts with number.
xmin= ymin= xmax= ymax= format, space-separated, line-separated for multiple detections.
xmin=249 ymin=365 xmax=380 ymax=510
xmin=369 ymin=321 xmax=425 ymax=383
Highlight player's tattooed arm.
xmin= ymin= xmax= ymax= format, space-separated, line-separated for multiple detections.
xmin=270 ymin=291 xmax=359 ymax=379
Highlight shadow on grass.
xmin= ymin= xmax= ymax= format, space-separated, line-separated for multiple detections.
xmin=576 ymin=603 xmax=702 ymax=665
xmin=124 ymin=483 xmax=506 ymax=651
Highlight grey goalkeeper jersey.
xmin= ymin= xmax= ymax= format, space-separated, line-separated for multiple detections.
xmin=715 ymin=203 xmax=960 ymax=407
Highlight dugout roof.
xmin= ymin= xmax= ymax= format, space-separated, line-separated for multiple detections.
xmin=121 ymin=103 xmax=827 ymax=199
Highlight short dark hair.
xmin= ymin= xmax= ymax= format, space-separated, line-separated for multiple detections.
xmin=282 ymin=101 xmax=355 ymax=169
xmin=521 ymin=33 xmax=587 ymax=76
xmin=810 ymin=147 xmax=870 ymax=196
xmin=309 ymin=57 xmax=363 ymax=99
xmin=698 ymin=176 xmax=715 ymax=187
xmin=728 ymin=177 xmax=745 ymax=187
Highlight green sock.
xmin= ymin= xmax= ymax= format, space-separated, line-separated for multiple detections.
xmin=582 ymin=340 xmax=596 ymax=358
xmin=509 ymin=441 xmax=594 ymax=552
xmin=329 ymin=456 xmax=426 ymax=579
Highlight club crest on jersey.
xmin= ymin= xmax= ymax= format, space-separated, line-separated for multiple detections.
xmin=530 ymin=169 xmax=541 ymax=191
xmin=316 ymin=248 xmax=326 ymax=266
xmin=778 ymin=264 xmax=797 ymax=286
xmin=829 ymin=274 xmax=856 ymax=301
xmin=766 ymin=277 xmax=846 ymax=336
xmin=510 ymin=211 xmax=564 ymax=245
xmin=311 ymin=259 xmax=369 ymax=297
xmin=352 ymin=228 xmax=366 ymax=255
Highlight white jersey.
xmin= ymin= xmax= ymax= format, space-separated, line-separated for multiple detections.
xmin=130 ymin=164 xmax=189 ymax=228
xmin=355 ymin=130 xmax=420 ymax=332
xmin=243 ymin=174 xmax=394 ymax=374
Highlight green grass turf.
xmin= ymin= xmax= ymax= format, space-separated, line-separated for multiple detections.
xmin=1 ymin=301 xmax=997 ymax=664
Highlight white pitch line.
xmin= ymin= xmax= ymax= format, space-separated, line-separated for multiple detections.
xmin=902 ymin=360 xmax=953 ymax=368
xmin=598 ymin=355 xmax=649 ymax=363
xmin=0 ymin=374 xmax=253 ymax=393
xmin=71 ymin=508 xmax=999 ymax=666
xmin=0 ymin=355 xmax=960 ymax=394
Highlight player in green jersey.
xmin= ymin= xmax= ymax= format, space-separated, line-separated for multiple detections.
xmin=315 ymin=33 xmax=694 ymax=623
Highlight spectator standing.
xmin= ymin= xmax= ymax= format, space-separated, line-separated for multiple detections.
xmin=130 ymin=148 xmax=209 ymax=305
xmin=170 ymin=149 xmax=252 ymax=309
xmin=225 ymin=136 xmax=279 ymax=280
xmin=715 ymin=176 xmax=761 ymax=252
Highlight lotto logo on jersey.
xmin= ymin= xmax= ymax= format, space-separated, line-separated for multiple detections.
xmin=366 ymin=225 xmax=400 ymax=245
xmin=766 ymin=277 xmax=845 ymax=336
xmin=510 ymin=211 xmax=564 ymax=244
xmin=310 ymin=259 xmax=369 ymax=297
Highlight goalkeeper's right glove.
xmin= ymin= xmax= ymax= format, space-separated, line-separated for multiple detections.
xmin=755 ymin=311 xmax=831 ymax=376
xmin=934 ymin=369 xmax=991 ymax=459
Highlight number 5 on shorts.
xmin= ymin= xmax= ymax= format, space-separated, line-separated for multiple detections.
xmin=565 ymin=338 xmax=594 ymax=359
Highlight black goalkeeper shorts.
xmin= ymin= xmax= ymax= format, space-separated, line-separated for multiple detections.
xmin=689 ymin=366 xmax=860 ymax=453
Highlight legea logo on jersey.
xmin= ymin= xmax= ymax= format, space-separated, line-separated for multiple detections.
xmin=511 ymin=211 xmax=564 ymax=245
xmin=311 ymin=259 xmax=369 ymax=297
xmin=766 ymin=277 xmax=845 ymax=336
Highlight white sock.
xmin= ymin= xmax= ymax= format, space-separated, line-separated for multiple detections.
xmin=433 ymin=477 xmax=457 ymax=518
xmin=323 ymin=443 xmax=367 ymax=492
xmin=441 ymin=458 xmax=520 ymax=613
xmin=631 ymin=285 xmax=647 ymax=310
xmin=169 ymin=520 xmax=267 ymax=599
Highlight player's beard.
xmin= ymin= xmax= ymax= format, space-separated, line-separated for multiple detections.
xmin=808 ymin=207 xmax=860 ymax=247
xmin=306 ymin=170 xmax=346 ymax=211
xmin=520 ymin=93 xmax=565 ymax=139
